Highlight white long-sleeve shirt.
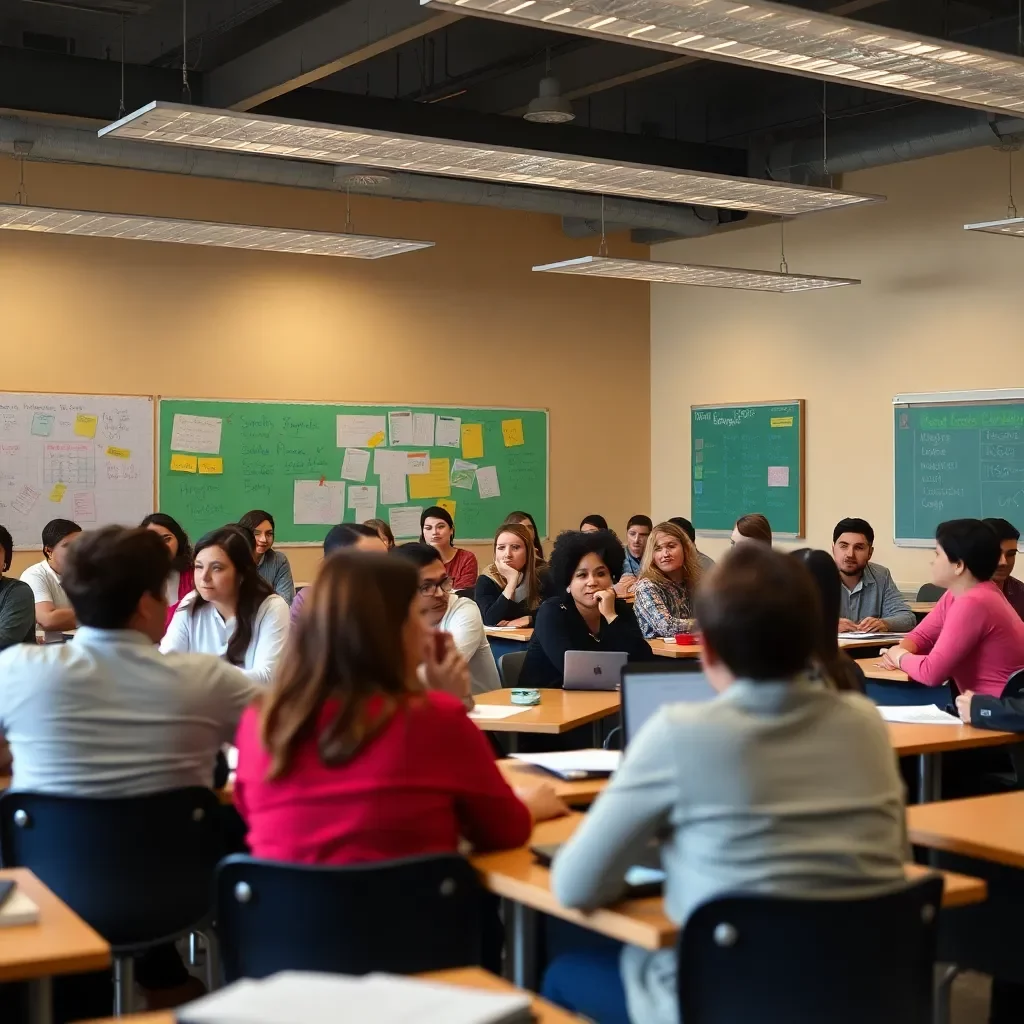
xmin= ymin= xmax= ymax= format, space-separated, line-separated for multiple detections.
xmin=438 ymin=594 xmax=501 ymax=695
xmin=160 ymin=591 xmax=290 ymax=685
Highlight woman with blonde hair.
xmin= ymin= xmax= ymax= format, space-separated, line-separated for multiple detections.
xmin=475 ymin=522 xmax=542 ymax=628
xmin=633 ymin=521 xmax=704 ymax=639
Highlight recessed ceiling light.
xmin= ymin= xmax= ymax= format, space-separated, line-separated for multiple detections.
xmin=964 ymin=215 xmax=1024 ymax=237
xmin=423 ymin=0 xmax=1024 ymax=117
xmin=532 ymin=254 xmax=860 ymax=291
xmin=0 ymin=203 xmax=434 ymax=258
xmin=99 ymin=101 xmax=881 ymax=217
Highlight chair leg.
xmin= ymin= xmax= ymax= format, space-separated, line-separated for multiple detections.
xmin=933 ymin=962 xmax=959 ymax=1024
xmin=113 ymin=955 xmax=135 ymax=1017
xmin=200 ymin=930 xmax=221 ymax=991
xmin=188 ymin=932 xmax=199 ymax=967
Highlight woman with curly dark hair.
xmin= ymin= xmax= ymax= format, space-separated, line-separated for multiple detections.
xmin=520 ymin=529 xmax=655 ymax=687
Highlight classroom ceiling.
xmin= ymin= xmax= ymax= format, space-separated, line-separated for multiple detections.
xmin=2 ymin=0 xmax=1023 ymax=240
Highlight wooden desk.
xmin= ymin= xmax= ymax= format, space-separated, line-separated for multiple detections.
xmin=484 ymin=626 xmax=533 ymax=643
xmin=0 ymin=868 xmax=110 ymax=1024
xmin=498 ymin=760 xmax=608 ymax=806
xmin=471 ymin=689 xmax=620 ymax=751
xmin=648 ymin=639 xmax=700 ymax=659
xmin=855 ymin=657 xmax=910 ymax=682
xmin=838 ymin=636 xmax=904 ymax=651
xmin=910 ymin=601 xmax=937 ymax=616
xmin=84 ymin=967 xmax=585 ymax=1024
xmin=908 ymin=791 xmax=1024 ymax=869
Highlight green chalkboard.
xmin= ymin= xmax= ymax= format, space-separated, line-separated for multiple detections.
xmin=690 ymin=401 xmax=805 ymax=536
xmin=895 ymin=394 xmax=1024 ymax=543
xmin=158 ymin=398 xmax=548 ymax=543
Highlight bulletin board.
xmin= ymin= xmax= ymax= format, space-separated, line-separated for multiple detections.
xmin=0 ymin=391 xmax=155 ymax=548
xmin=157 ymin=398 xmax=549 ymax=543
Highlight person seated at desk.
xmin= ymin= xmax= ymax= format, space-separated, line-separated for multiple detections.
xmin=520 ymin=530 xmax=655 ymax=688
xmin=420 ymin=505 xmax=479 ymax=593
xmin=633 ymin=521 xmax=704 ymax=640
xmin=141 ymin=512 xmax=194 ymax=633
xmin=0 ymin=524 xmax=34 ymax=651
xmin=161 ymin=526 xmax=290 ymax=686
xmin=504 ymin=510 xmax=545 ymax=565
xmin=579 ymin=514 xmax=609 ymax=534
xmin=544 ymin=544 xmax=907 ymax=1024
xmin=475 ymin=523 xmax=543 ymax=627
xmin=731 ymin=513 xmax=772 ymax=546
xmin=832 ymin=517 xmax=915 ymax=633
xmin=364 ymin=517 xmax=395 ymax=551
xmin=616 ymin=515 xmax=652 ymax=597
xmin=291 ymin=524 xmax=387 ymax=624
xmin=881 ymin=519 xmax=1024 ymax=697
xmin=983 ymin=517 xmax=1024 ymax=621
xmin=393 ymin=543 xmax=501 ymax=697
xmin=670 ymin=516 xmax=715 ymax=573
xmin=239 ymin=509 xmax=295 ymax=605
xmin=21 ymin=517 xmax=81 ymax=639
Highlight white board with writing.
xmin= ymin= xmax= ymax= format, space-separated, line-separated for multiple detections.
xmin=0 ymin=393 xmax=154 ymax=549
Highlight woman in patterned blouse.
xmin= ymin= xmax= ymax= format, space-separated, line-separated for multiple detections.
xmin=633 ymin=521 xmax=705 ymax=639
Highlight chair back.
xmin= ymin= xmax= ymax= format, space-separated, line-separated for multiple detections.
xmin=216 ymin=853 xmax=483 ymax=982
xmin=0 ymin=787 xmax=223 ymax=950
xmin=499 ymin=651 xmax=527 ymax=689
xmin=1002 ymin=669 xmax=1024 ymax=701
xmin=916 ymin=584 xmax=946 ymax=602
xmin=678 ymin=878 xmax=943 ymax=1024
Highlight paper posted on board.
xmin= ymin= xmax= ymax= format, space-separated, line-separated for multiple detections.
xmin=341 ymin=448 xmax=371 ymax=482
xmin=171 ymin=414 xmax=223 ymax=455
xmin=294 ymin=480 xmax=345 ymax=525
xmin=450 ymin=459 xmax=477 ymax=490
xmin=388 ymin=410 xmax=414 ymax=447
xmin=389 ymin=506 xmax=424 ymax=539
xmin=436 ymin=415 xmax=461 ymax=448
xmin=380 ymin=474 xmax=407 ymax=506
xmin=767 ymin=466 xmax=790 ymax=488
xmin=348 ymin=485 xmax=378 ymax=523
xmin=476 ymin=465 xmax=501 ymax=500
xmin=413 ymin=413 xmax=435 ymax=447
xmin=336 ymin=414 xmax=386 ymax=449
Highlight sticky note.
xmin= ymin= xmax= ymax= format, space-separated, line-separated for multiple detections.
xmin=170 ymin=454 xmax=198 ymax=473
xmin=461 ymin=423 xmax=484 ymax=460
xmin=31 ymin=413 xmax=54 ymax=437
xmin=409 ymin=458 xmax=451 ymax=500
xmin=49 ymin=483 xmax=67 ymax=503
xmin=199 ymin=457 xmax=224 ymax=475
xmin=437 ymin=499 xmax=457 ymax=520
xmin=368 ymin=431 xmax=386 ymax=448
xmin=74 ymin=414 xmax=98 ymax=439
xmin=106 ymin=446 xmax=131 ymax=460
xmin=770 ymin=416 xmax=794 ymax=428
xmin=694 ymin=466 xmax=703 ymax=480
xmin=768 ymin=466 xmax=790 ymax=488
xmin=501 ymin=419 xmax=525 ymax=447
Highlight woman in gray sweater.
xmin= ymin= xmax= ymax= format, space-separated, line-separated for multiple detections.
xmin=546 ymin=543 xmax=908 ymax=1024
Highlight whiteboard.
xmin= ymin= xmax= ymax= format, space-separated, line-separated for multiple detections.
xmin=0 ymin=393 xmax=154 ymax=549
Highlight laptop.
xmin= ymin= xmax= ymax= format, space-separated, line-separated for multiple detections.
xmin=621 ymin=662 xmax=718 ymax=746
xmin=563 ymin=650 xmax=629 ymax=690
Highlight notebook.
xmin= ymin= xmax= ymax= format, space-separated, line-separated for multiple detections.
xmin=511 ymin=749 xmax=621 ymax=779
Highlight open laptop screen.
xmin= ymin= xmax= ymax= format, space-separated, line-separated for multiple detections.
xmin=621 ymin=665 xmax=717 ymax=747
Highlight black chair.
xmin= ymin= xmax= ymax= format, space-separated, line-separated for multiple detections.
xmin=499 ymin=651 xmax=527 ymax=688
xmin=455 ymin=588 xmax=476 ymax=600
xmin=678 ymin=878 xmax=944 ymax=1024
xmin=0 ymin=787 xmax=224 ymax=1013
xmin=215 ymin=853 xmax=483 ymax=982
xmin=916 ymin=584 xmax=946 ymax=602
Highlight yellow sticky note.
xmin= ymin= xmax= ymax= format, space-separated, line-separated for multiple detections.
xmin=437 ymin=498 xmax=457 ymax=520
xmin=501 ymin=418 xmax=525 ymax=447
xmin=170 ymin=454 xmax=198 ymax=473
xmin=74 ymin=414 xmax=98 ymax=439
xmin=198 ymin=457 xmax=224 ymax=475
xmin=368 ymin=431 xmax=386 ymax=448
xmin=49 ymin=483 xmax=67 ymax=503
xmin=771 ymin=416 xmax=794 ymax=428
xmin=409 ymin=458 xmax=451 ymax=500
xmin=105 ymin=446 xmax=131 ymax=460
xmin=461 ymin=424 xmax=484 ymax=460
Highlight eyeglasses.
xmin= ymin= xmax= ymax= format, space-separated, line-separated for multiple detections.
xmin=418 ymin=576 xmax=453 ymax=596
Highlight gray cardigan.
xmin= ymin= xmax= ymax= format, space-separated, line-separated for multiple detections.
xmin=257 ymin=548 xmax=295 ymax=605
xmin=551 ymin=679 xmax=908 ymax=1024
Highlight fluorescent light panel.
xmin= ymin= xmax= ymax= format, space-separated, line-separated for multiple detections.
xmin=425 ymin=0 xmax=1024 ymax=117
xmin=99 ymin=102 xmax=879 ymax=217
xmin=964 ymin=216 xmax=1024 ymax=237
xmin=0 ymin=203 xmax=433 ymax=258
xmin=532 ymin=255 xmax=860 ymax=292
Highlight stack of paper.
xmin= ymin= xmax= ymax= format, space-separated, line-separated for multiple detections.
xmin=0 ymin=888 xmax=40 ymax=928
xmin=512 ymin=749 xmax=622 ymax=779
xmin=468 ymin=705 xmax=530 ymax=721
xmin=876 ymin=705 xmax=961 ymax=726
xmin=839 ymin=632 xmax=908 ymax=642
xmin=178 ymin=972 xmax=533 ymax=1024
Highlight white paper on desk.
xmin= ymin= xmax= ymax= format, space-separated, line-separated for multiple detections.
xmin=388 ymin=410 xmax=414 ymax=447
xmin=340 ymin=447 xmax=370 ymax=482
xmin=171 ymin=413 xmax=222 ymax=455
xmin=512 ymin=749 xmax=622 ymax=777
xmin=337 ymin=414 xmax=386 ymax=449
xmin=379 ymin=473 xmax=407 ymax=506
xmin=876 ymin=705 xmax=962 ymax=726
xmin=413 ymin=412 xmax=436 ymax=447
xmin=389 ymin=505 xmax=423 ymax=539
xmin=293 ymin=480 xmax=344 ymax=525
xmin=436 ymin=415 xmax=461 ymax=448
xmin=0 ymin=888 xmax=40 ymax=928
xmin=839 ymin=632 xmax=908 ymax=641
xmin=468 ymin=705 xmax=530 ymax=720
xmin=476 ymin=465 xmax=501 ymax=500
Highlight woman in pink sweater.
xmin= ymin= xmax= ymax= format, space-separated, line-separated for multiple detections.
xmin=881 ymin=519 xmax=1024 ymax=697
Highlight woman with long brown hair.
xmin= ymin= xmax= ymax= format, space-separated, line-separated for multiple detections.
xmin=233 ymin=550 xmax=565 ymax=866
xmin=475 ymin=522 xmax=543 ymax=628
xmin=632 ymin=521 xmax=704 ymax=639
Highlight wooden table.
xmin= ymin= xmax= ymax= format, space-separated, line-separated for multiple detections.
xmin=910 ymin=601 xmax=937 ymax=616
xmin=648 ymin=639 xmax=701 ymax=659
xmin=471 ymin=813 xmax=986 ymax=988
xmin=0 ymin=869 xmax=111 ymax=1024
xmin=484 ymin=626 xmax=534 ymax=643
xmin=83 ymin=967 xmax=585 ymax=1024
xmin=838 ymin=636 xmax=905 ymax=651
xmin=907 ymin=791 xmax=1024 ymax=868
xmin=471 ymin=689 xmax=620 ymax=751
xmin=856 ymin=656 xmax=910 ymax=682
xmin=498 ymin=760 xmax=608 ymax=806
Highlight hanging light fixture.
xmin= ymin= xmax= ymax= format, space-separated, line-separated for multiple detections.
xmin=964 ymin=144 xmax=1024 ymax=238
xmin=524 ymin=48 xmax=575 ymax=123
xmin=422 ymin=0 xmax=1024 ymax=117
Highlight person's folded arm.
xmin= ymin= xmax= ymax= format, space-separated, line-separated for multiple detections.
xmin=900 ymin=601 xmax=979 ymax=685
xmin=633 ymin=581 xmax=693 ymax=639
xmin=34 ymin=602 xmax=77 ymax=632
xmin=450 ymin=551 xmax=479 ymax=592
xmin=879 ymin=572 xmax=917 ymax=633
xmin=552 ymin=712 xmax=677 ymax=911
xmin=605 ymin=604 xmax=659 ymax=662
xmin=474 ymin=576 xmax=520 ymax=626
xmin=971 ymin=694 xmax=1024 ymax=732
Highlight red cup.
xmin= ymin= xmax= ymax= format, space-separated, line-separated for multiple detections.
xmin=675 ymin=633 xmax=698 ymax=646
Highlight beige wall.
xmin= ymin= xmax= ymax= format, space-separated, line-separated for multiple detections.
xmin=651 ymin=145 xmax=1024 ymax=592
xmin=0 ymin=157 xmax=650 ymax=581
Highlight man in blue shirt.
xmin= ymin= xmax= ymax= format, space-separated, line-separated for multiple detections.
xmin=832 ymin=517 xmax=915 ymax=633
xmin=616 ymin=514 xmax=652 ymax=597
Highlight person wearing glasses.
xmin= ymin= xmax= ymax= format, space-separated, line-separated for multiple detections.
xmin=393 ymin=543 xmax=501 ymax=696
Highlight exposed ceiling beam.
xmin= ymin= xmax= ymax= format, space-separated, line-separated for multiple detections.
xmin=204 ymin=0 xmax=461 ymax=112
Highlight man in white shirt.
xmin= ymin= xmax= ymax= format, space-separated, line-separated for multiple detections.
xmin=20 ymin=517 xmax=81 ymax=641
xmin=393 ymin=543 xmax=502 ymax=695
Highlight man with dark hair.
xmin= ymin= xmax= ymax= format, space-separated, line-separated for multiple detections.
xmin=670 ymin=516 xmax=715 ymax=573
xmin=20 ymin=517 xmax=81 ymax=640
xmin=616 ymin=515 xmax=653 ymax=597
xmin=983 ymin=517 xmax=1024 ymax=621
xmin=0 ymin=524 xmax=34 ymax=651
xmin=392 ymin=542 xmax=500 ymax=697
xmin=832 ymin=517 xmax=914 ymax=633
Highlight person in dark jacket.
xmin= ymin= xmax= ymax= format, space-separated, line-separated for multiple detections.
xmin=475 ymin=522 xmax=544 ymax=627
xmin=956 ymin=686 xmax=1024 ymax=730
xmin=521 ymin=529 xmax=655 ymax=688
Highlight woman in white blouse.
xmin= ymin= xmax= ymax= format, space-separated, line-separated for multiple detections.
xmin=160 ymin=525 xmax=289 ymax=685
